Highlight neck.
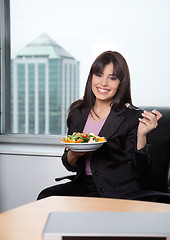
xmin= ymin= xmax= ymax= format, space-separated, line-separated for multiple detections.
xmin=91 ymin=100 xmax=111 ymax=121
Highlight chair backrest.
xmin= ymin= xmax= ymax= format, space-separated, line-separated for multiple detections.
xmin=141 ymin=106 xmax=170 ymax=193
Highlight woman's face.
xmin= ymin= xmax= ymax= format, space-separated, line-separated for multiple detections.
xmin=92 ymin=62 xmax=120 ymax=105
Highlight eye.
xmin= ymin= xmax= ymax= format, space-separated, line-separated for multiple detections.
xmin=109 ymin=76 xmax=117 ymax=81
xmin=95 ymin=73 xmax=102 ymax=77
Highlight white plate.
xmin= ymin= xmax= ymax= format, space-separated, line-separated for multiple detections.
xmin=61 ymin=140 xmax=107 ymax=152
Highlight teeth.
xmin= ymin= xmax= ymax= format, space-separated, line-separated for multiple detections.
xmin=98 ymin=88 xmax=108 ymax=93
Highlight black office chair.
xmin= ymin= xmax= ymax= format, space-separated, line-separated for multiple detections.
xmin=56 ymin=106 xmax=170 ymax=203
xmin=126 ymin=106 xmax=170 ymax=203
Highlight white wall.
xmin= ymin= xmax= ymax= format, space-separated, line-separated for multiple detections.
xmin=0 ymin=154 xmax=69 ymax=212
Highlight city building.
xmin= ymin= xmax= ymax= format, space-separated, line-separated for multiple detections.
xmin=11 ymin=33 xmax=79 ymax=135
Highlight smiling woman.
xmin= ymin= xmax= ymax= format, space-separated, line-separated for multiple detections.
xmin=37 ymin=51 xmax=162 ymax=200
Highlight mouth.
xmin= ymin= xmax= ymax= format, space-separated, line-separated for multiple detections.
xmin=97 ymin=87 xmax=110 ymax=94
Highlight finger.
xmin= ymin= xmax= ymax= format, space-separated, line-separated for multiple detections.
xmin=142 ymin=111 xmax=157 ymax=123
xmin=143 ymin=109 xmax=161 ymax=121
xmin=143 ymin=110 xmax=156 ymax=117
xmin=74 ymin=151 xmax=86 ymax=157
xmin=151 ymin=109 xmax=162 ymax=121
xmin=139 ymin=117 xmax=151 ymax=125
xmin=140 ymin=113 xmax=158 ymax=128
xmin=138 ymin=117 xmax=147 ymax=125
xmin=139 ymin=117 xmax=158 ymax=130
xmin=143 ymin=111 xmax=159 ymax=124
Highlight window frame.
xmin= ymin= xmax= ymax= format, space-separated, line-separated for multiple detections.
xmin=0 ymin=0 xmax=64 ymax=156
xmin=1 ymin=0 xmax=11 ymax=134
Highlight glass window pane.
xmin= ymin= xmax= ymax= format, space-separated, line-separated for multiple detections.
xmin=10 ymin=0 xmax=170 ymax=135
xmin=10 ymin=32 xmax=79 ymax=134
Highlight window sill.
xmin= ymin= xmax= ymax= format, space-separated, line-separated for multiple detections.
xmin=0 ymin=134 xmax=65 ymax=156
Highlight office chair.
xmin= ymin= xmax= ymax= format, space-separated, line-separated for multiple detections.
xmin=55 ymin=106 xmax=170 ymax=204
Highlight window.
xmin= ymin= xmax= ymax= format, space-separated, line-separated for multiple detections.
xmin=1 ymin=0 xmax=170 ymax=137
xmin=10 ymin=35 xmax=79 ymax=135
xmin=0 ymin=0 xmax=11 ymax=134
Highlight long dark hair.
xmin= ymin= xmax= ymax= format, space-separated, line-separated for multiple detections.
xmin=67 ymin=51 xmax=132 ymax=126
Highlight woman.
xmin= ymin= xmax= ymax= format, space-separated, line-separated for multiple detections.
xmin=37 ymin=51 xmax=162 ymax=200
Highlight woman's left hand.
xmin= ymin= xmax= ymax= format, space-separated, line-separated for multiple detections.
xmin=138 ymin=109 xmax=162 ymax=137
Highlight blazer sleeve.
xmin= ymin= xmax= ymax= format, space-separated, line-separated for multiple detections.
xmin=133 ymin=143 xmax=152 ymax=177
xmin=125 ymin=111 xmax=152 ymax=179
xmin=61 ymin=106 xmax=84 ymax=173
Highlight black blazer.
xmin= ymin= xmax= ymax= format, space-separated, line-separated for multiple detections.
xmin=62 ymin=105 xmax=151 ymax=198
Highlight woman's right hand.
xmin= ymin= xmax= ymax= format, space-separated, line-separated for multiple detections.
xmin=67 ymin=149 xmax=86 ymax=167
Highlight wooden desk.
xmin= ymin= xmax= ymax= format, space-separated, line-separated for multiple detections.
xmin=0 ymin=196 xmax=170 ymax=240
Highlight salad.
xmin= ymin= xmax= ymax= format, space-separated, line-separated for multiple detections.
xmin=61 ymin=132 xmax=106 ymax=143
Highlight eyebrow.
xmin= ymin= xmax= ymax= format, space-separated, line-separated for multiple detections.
xmin=97 ymin=72 xmax=117 ymax=76
xmin=109 ymin=73 xmax=117 ymax=77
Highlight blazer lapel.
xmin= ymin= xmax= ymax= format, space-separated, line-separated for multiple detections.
xmin=99 ymin=107 xmax=126 ymax=141
xmin=72 ymin=106 xmax=126 ymax=141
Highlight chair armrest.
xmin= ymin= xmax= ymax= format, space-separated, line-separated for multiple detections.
xmin=167 ymin=158 xmax=170 ymax=193
xmin=125 ymin=190 xmax=170 ymax=204
xmin=55 ymin=175 xmax=75 ymax=182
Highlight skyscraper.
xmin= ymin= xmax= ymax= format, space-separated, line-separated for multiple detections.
xmin=11 ymin=33 xmax=79 ymax=135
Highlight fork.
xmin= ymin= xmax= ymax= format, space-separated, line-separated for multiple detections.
xmin=125 ymin=103 xmax=143 ymax=111
xmin=125 ymin=103 xmax=157 ymax=116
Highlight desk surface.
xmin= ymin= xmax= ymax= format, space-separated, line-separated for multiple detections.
xmin=1 ymin=196 xmax=170 ymax=240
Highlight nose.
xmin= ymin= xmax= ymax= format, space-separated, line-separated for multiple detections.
xmin=101 ymin=76 xmax=108 ymax=86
